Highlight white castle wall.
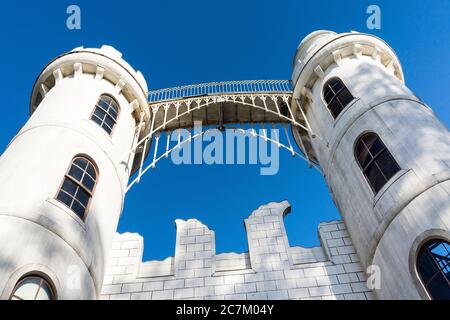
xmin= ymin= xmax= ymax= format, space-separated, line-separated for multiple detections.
xmin=100 ymin=201 xmax=374 ymax=300
xmin=292 ymin=31 xmax=450 ymax=299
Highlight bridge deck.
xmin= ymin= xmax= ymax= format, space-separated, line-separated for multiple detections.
xmin=149 ymin=93 xmax=292 ymax=132
xmin=127 ymin=80 xmax=320 ymax=185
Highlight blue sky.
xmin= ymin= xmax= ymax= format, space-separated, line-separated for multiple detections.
xmin=0 ymin=1 xmax=449 ymax=260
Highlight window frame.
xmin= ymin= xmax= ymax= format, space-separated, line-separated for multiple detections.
xmin=55 ymin=155 xmax=99 ymax=221
xmin=322 ymin=77 xmax=355 ymax=120
xmin=354 ymin=132 xmax=401 ymax=195
xmin=90 ymin=94 xmax=120 ymax=136
xmin=9 ymin=275 xmax=56 ymax=300
xmin=416 ymin=238 xmax=450 ymax=300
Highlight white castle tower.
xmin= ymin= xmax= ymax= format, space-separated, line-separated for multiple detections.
xmin=292 ymin=31 xmax=450 ymax=299
xmin=0 ymin=46 xmax=148 ymax=299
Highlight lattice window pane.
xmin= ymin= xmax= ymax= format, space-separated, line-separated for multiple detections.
xmin=56 ymin=157 xmax=98 ymax=220
xmin=90 ymin=95 xmax=120 ymax=135
xmin=323 ymin=78 xmax=354 ymax=119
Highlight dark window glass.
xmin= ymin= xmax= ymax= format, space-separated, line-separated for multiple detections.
xmin=323 ymin=78 xmax=354 ymax=118
xmin=90 ymin=95 xmax=120 ymax=135
xmin=354 ymin=132 xmax=400 ymax=193
xmin=56 ymin=156 xmax=98 ymax=220
xmin=417 ymin=240 xmax=450 ymax=300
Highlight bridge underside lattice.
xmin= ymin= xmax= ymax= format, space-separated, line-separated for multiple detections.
xmin=127 ymin=80 xmax=321 ymax=191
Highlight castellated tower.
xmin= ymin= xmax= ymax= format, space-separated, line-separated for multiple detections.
xmin=292 ymin=31 xmax=450 ymax=299
xmin=0 ymin=46 xmax=149 ymax=299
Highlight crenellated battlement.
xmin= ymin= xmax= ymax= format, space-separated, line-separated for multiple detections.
xmin=101 ymin=201 xmax=374 ymax=300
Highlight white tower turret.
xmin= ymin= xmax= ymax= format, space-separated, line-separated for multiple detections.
xmin=292 ymin=31 xmax=450 ymax=299
xmin=0 ymin=46 xmax=149 ymax=299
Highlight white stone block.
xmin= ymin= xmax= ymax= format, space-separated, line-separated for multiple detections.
xmin=187 ymin=228 xmax=204 ymax=236
xmin=223 ymin=274 xmax=245 ymax=284
xmin=195 ymin=235 xmax=211 ymax=243
xmin=186 ymin=260 xmax=203 ymax=269
xmin=275 ymin=279 xmax=298 ymax=290
xmin=109 ymin=293 xmax=131 ymax=300
xmin=344 ymin=293 xmax=367 ymax=300
xmin=343 ymin=263 xmax=364 ymax=273
xmin=131 ymin=292 xmax=152 ymax=300
xmin=350 ymin=282 xmax=370 ymax=293
xmin=247 ymin=292 xmax=268 ymax=300
xmin=174 ymin=288 xmax=194 ymax=299
xmin=185 ymin=278 xmax=204 ymax=288
xmin=117 ymin=256 xmax=137 ymax=266
xmin=324 ymin=265 xmax=345 ymax=275
xmin=143 ymin=281 xmax=164 ymax=291
xmin=205 ymin=276 xmax=224 ymax=286
xmin=121 ymin=282 xmax=143 ymax=293
xmin=304 ymin=267 xmax=325 ymax=277
xmin=224 ymin=294 xmax=247 ymax=300
xmin=121 ymin=241 xmax=140 ymax=249
xmin=309 ymin=286 xmax=332 ymax=297
xmin=268 ymin=290 xmax=289 ymax=299
xmin=108 ymin=249 xmax=130 ymax=258
xmin=316 ymin=275 xmax=339 ymax=286
xmin=105 ymin=266 xmax=126 ymax=276
xmin=288 ymin=288 xmax=310 ymax=299
xmin=164 ymin=279 xmax=185 ymax=290
xmin=337 ymin=273 xmax=360 ymax=284
xmin=244 ymin=273 xmax=265 ymax=283
xmin=194 ymin=268 xmax=212 ymax=277
xmin=264 ymin=271 xmax=285 ymax=280
xmin=194 ymin=286 xmax=214 ymax=297
xmin=284 ymin=269 xmax=305 ymax=279
xmin=152 ymin=290 xmax=174 ymax=300
xmin=330 ymin=283 xmax=352 ymax=295
xmin=101 ymin=284 xmax=122 ymax=295
xmin=256 ymin=281 xmax=277 ymax=291
xmin=296 ymin=277 xmax=317 ymax=288
xmin=235 ymin=283 xmax=257 ymax=293
xmin=215 ymin=284 xmax=235 ymax=295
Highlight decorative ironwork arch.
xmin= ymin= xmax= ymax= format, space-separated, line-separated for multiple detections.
xmin=126 ymin=80 xmax=322 ymax=192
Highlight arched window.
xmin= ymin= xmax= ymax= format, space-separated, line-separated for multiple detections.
xmin=90 ymin=94 xmax=120 ymax=135
xmin=56 ymin=156 xmax=98 ymax=220
xmin=354 ymin=132 xmax=400 ymax=193
xmin=417 ymin=239 xmax=450 ymax=300
xmin=10 ymin=276 xmax=55 ymax=300
xmin=323 ymin=78 xmax=354 ymax=119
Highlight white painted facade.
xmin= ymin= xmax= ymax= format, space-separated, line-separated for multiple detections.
xmin=291 ymin=31 xmax=450 ymax=299
xmin=0 ymin=30 xmax=448 ymax=300
xmin=100 ymin=201 xmax=373 ymax=300
xmin=0 ymin=46 xmax=148 ymax=299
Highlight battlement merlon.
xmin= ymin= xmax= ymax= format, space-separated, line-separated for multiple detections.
xmin=105 ymin=201 xmax=361 ymax=278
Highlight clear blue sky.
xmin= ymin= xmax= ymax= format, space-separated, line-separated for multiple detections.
xmin=0 ymin=1 xmax=449 ymax=260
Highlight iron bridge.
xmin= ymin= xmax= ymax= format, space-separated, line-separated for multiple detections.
xmin=127 ymin=80 xmax=322 ymax=192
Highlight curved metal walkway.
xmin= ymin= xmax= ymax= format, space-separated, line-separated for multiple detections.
xmin=126 ymin=80 xmax=320 ymax=192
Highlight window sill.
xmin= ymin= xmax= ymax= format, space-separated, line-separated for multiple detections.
xmin=45 ymin=198 xmax=87 ymax=230
xmin=372 ymin=169 xmax=411 ymax=208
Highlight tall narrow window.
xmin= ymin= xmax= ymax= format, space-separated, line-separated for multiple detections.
xmin=354 ymin=132 xmax=400 ymax=193
xmin=323 ymin=77 xmax=354 ymax=119
xmin=90 ymin=94 xmax=120 ymax=135
xmin=417 ymin=239 xmax=450 ymax=300
xmin=56 ymin=156 xmax=98 ymax=220
xmin=10 ymin=276 xmax=55 ymax=300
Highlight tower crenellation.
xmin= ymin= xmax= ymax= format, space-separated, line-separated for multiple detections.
xmin=100 ymin=201 xmax=373 ymax=300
